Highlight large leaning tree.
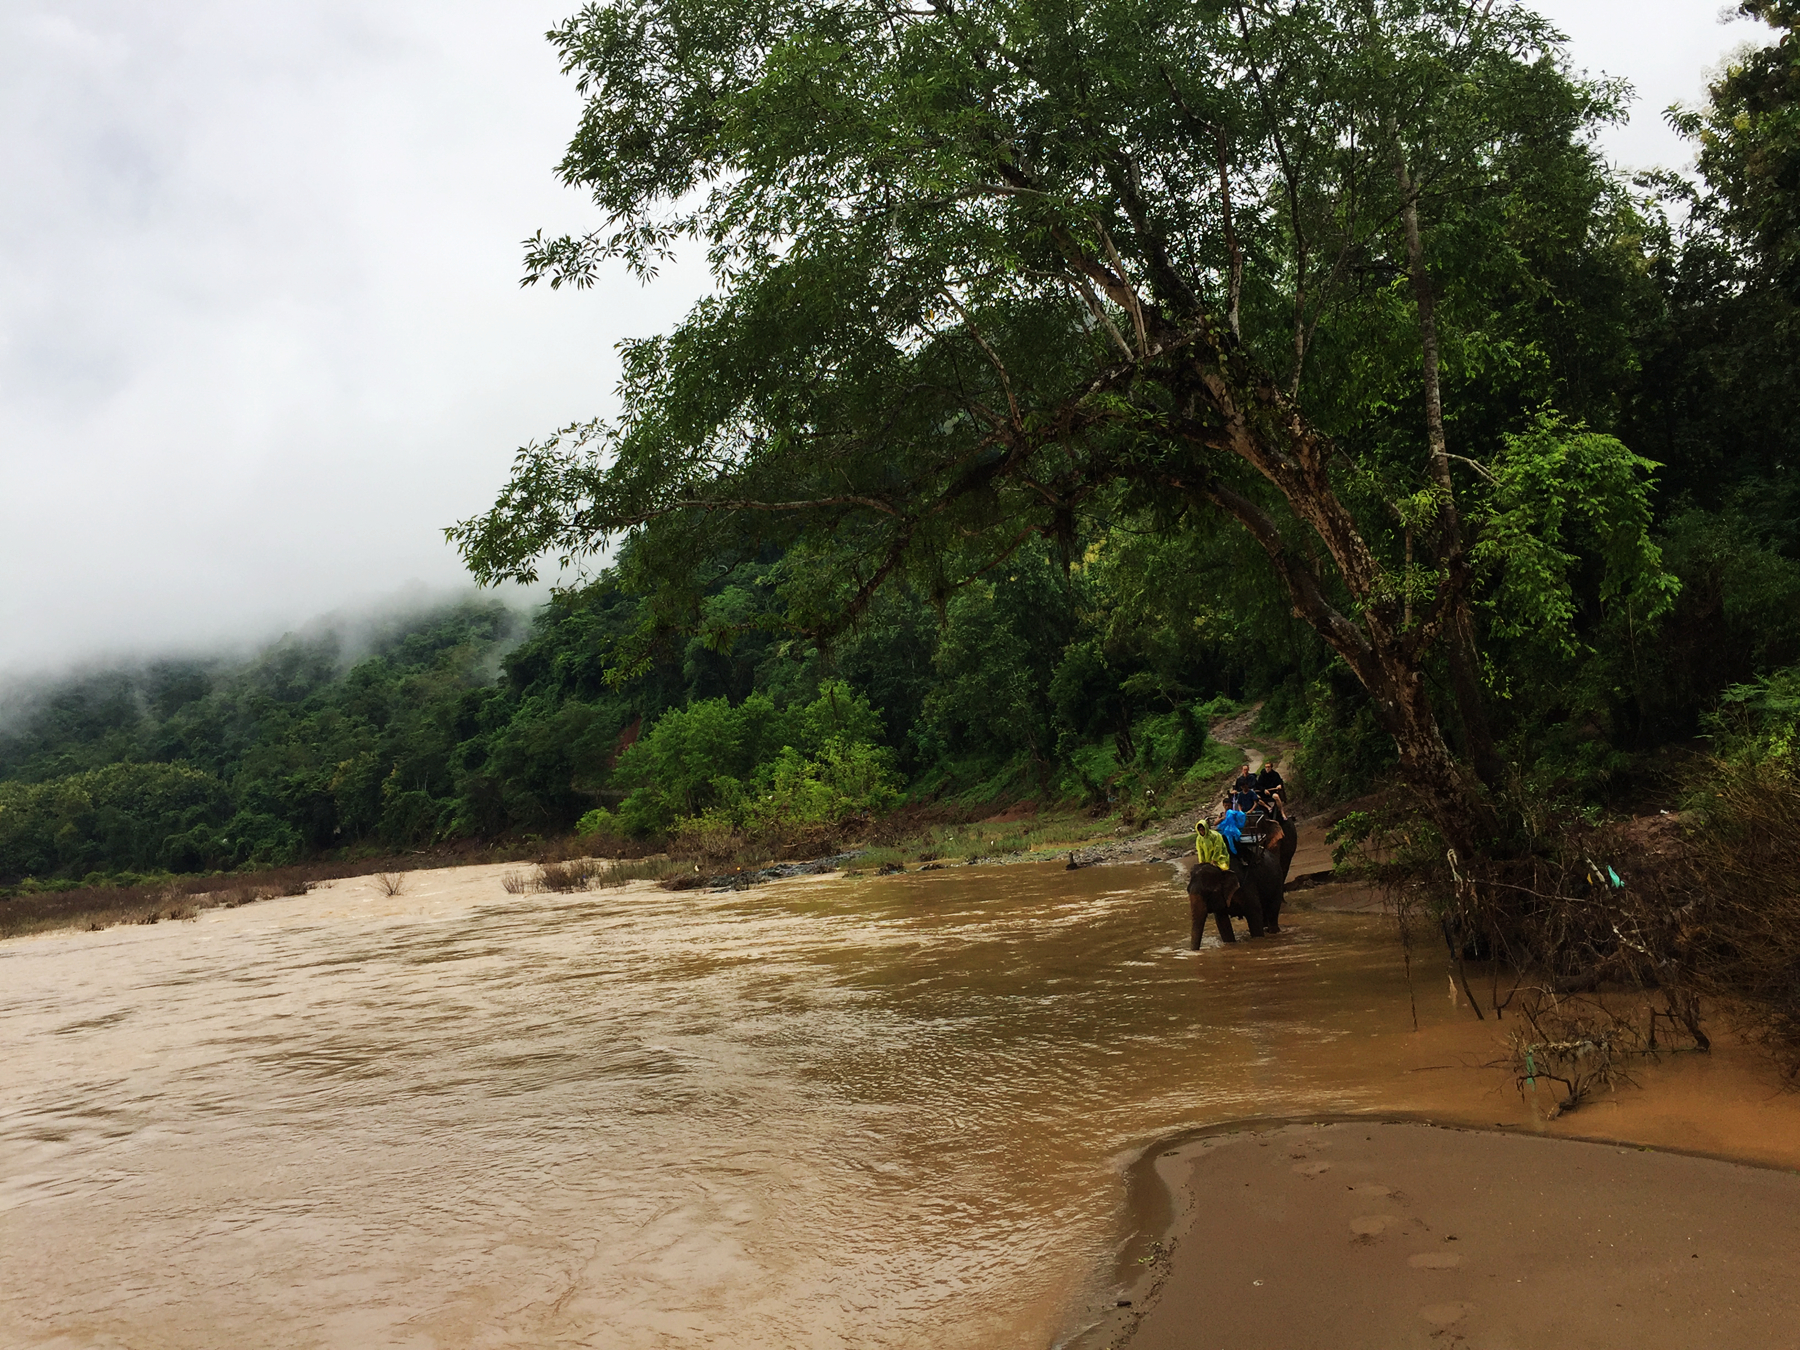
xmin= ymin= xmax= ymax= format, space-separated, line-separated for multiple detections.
xmin=452 ymin=0 xmax=1675 ymax=852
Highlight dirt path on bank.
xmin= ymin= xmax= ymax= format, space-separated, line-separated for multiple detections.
xmin=1205 ymin=703 xmax=1273 ymax=774
xmin=1067 ymin=703 xmax=1385 ymax=913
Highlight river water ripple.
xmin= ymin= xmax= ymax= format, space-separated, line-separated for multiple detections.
xmin=0 ymin=860 xmax=1628 ymax=1347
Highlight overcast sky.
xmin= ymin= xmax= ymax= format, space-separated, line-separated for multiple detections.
xmin=0 ymin=0 xmax=1773 ymax=677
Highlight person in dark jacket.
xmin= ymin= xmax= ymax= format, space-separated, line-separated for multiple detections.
xmin=1255 ymin=763 xmax=1299 ymax=883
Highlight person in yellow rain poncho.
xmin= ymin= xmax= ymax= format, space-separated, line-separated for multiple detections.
xmin=1185 ymin=809 xmax=1243 ymax=948
xmin=1195 ymin=817 xmax=1232 ymax=871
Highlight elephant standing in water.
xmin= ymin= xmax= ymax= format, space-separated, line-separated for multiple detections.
xmin=1187 ymin=862 xmax=1241 ymax=946
xmin=1229 ymin=844 xmax=1286 ymax=936
xmin=1188 ymin=820 xmax=1288 ymax=943
xmin=1189 ymin=857 xmax=1284 ymax=944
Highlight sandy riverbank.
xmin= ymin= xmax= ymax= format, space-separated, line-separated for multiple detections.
xmin=1086 ymin=1119 xmax=1800 ymax=1350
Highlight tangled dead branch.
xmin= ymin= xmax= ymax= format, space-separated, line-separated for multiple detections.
xmin=1340 ymin=754 xmax=1800 ymax=1081
xmin=1505 ymin=987 xmax=1708 ymax=1118
xmin=536 ymin=859 xmax=603 ymax=892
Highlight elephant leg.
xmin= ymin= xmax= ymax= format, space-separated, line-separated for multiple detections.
xmin=1256 ymin=855 xmax=1285 ymax=933
xmin=1188 ymin=892 xmax=1206 ymax=950
xmin=1213 ymin=873 xmax=1242 ymax=942
xmin=1231 ymin=860 xmax=1266 ymax=937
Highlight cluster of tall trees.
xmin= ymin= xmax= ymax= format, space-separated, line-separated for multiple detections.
xmin=5 ymin=0 xmax=1800 ymax=885
xmin=449 ymin=0 xmax=1800 ymax=851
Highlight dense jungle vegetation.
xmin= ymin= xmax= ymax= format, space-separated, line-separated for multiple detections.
xmin=4 ymin=0 xmax=1800 ymax=920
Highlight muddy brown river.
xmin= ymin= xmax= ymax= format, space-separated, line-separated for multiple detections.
xmin=4 ymin=860 xmax=1796 ymax=1348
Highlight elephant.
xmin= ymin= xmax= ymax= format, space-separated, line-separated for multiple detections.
xmin=1188 ymin=849 xmax=1284 ymax=946
xmin=1187 ymin=862 xmax=1244 ymax=946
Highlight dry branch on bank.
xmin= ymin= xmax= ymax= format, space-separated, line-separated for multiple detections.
xmin=1505 ymin=987 xmax=1708 ymax=1118
xmin=536 ymin=859 xmax=602 ymax=892
xmin=1345 ymin=754 xmax=1800 ymax=1081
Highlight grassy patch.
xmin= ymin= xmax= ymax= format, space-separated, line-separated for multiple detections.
xmin=1180 ymin=739 xmax=1243 ymax=794
xmin=907 ymin=753 xmax=1045 ymax=807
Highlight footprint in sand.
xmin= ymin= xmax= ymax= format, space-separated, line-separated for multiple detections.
xmin=1349 ymin=1216 xmax=1393 ymax=1239
xmin=1419 ymin=1302 xmax=1475 ymax=1325
xmin=1292 ymin=1160 xmax=1332 ymax=1177
xmin=1348 ymin=1182 xmax=1392 ymax=1198
xmin=1408 ymin=1252 xmax=1464 ymax=1270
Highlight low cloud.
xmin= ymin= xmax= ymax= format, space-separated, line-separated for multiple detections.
xmin=0 ymin=0 xmax=1768 ymax=676
xmin=0 ymin=0 xmax=702 ymax=673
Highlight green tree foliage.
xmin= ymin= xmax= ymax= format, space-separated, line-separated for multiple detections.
xmin=0 ymin=603 xmax=520 ymax=881
xmin=0 ymin=762 xmax=231 ymax=880
xmin=610 ymin=680 xmax=889 ymax=831
xmin=451 ymin=0 xmax=1676 ymax=846
xmin=1681 ymin=2 xmax=1800 ymax=295
xmin=1471 ymin=412 xmax=1678 ymax=648
xmin=1588 ymin=2 xmax=1800 ymax=764
xmin=14 ymin=4 xmax=1800 ymax=885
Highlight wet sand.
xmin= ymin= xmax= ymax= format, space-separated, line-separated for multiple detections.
xmin=1096 ymin=1119 xmax=1800 ymax=1350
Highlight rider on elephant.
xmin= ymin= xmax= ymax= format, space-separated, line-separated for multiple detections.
xmin=1187 ymin=814 xmax=1240 ymax=947
xmin=1254 ymin=763 xmax=1299 ymax=883
xmin=1228 ymin=799 xmax=1286 ymax=936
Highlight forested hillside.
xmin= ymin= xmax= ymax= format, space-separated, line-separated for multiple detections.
xmin=3 ymin=413 xmax=1795 ymax=889
xmin=0 ymin=547 xmax=1256 ymax=885
xmin=6 ymin=1 xmax=1800 ymax=895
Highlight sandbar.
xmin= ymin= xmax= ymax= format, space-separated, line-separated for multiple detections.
xmin=1092 ymin=1119 xmax=1800 ymax=1350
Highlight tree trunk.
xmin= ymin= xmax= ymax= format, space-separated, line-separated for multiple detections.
xmin=1057 ymin=174 xmax=1502 ymax=850
xmin=1360 ymin=635 xmax=1496 ymax=854
xmin=1165 ymin=343 xmax=1499 ymax=854
xmin=1392 ymin=142 xmax=1505 ymax=789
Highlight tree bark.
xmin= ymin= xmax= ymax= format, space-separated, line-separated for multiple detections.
xmin=1161 ymin=342 xmax=1498 ymax=853
xmin=1391 ymin=142 xmax=1506 ymax=789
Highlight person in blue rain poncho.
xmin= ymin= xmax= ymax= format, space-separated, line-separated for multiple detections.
xmin=1217 ymin=803 xmax=1246 ymax=854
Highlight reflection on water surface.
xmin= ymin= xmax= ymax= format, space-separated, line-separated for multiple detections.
xmin=0 ymin=859 xmax=1713 ymax=1347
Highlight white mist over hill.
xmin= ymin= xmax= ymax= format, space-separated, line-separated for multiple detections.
xmin=0 ymin=0 xmax=697 ymax=674
xmin=0 ymin=0 xmax=1768 ymax=675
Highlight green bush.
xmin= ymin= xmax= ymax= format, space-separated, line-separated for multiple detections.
xmin=1709 ymin=666 xmax=1800 ymax=760
xmin=575 ymin=806 xmax=619 ymax=836
xmin=611 ymin=682 xmax=898 ymax=840
xmin=733 ymin=738 xmax=903 ymax=831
